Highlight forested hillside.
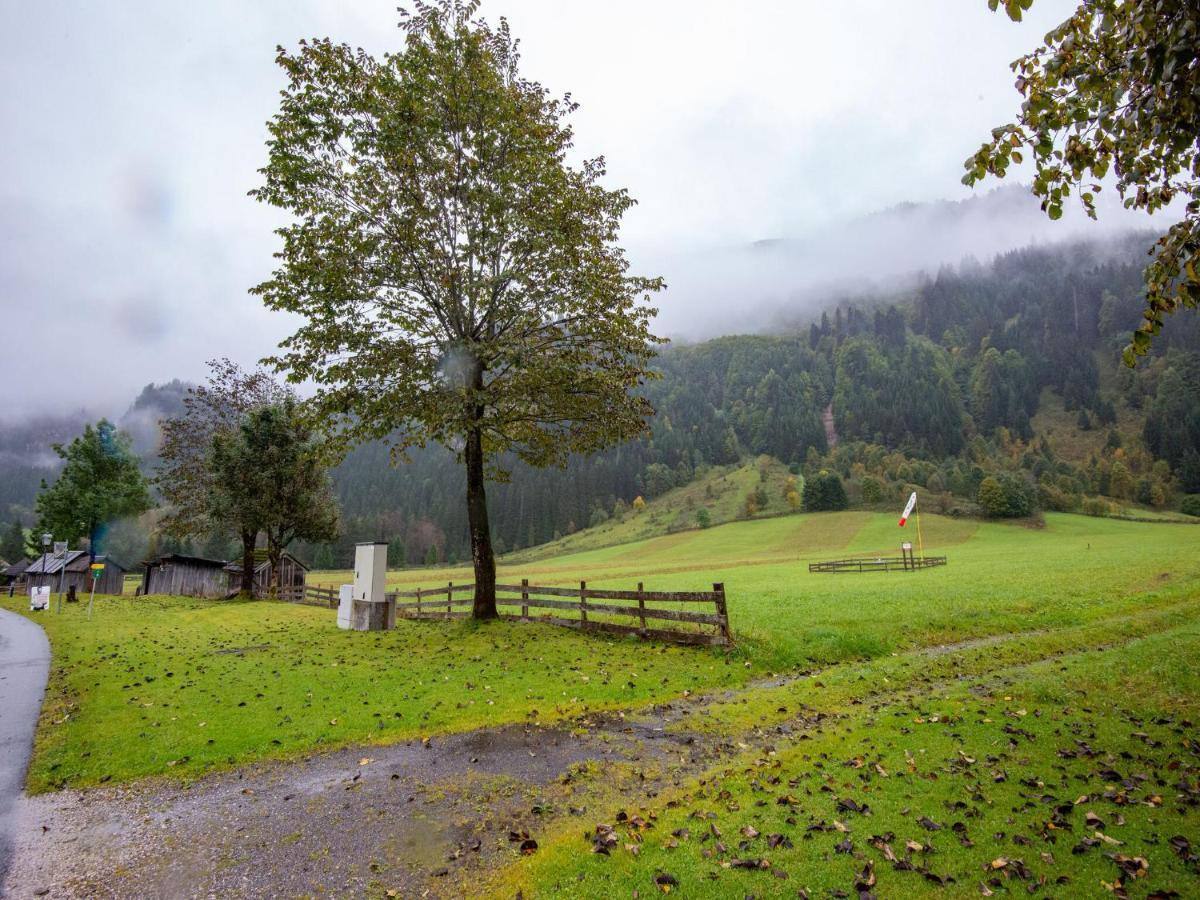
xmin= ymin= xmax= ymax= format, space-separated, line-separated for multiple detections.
xmin=309 ymin=233 xmax=1200 ymax=566
xmin=4 ymin=233 xmax=1199 ymax=567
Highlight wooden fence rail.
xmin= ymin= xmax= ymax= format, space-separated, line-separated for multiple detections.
xmin=277 ymin=584 xmax=340 ymax=607
xmin=281 ymin=578 xmax=733 ymax=647
xmin=808 ymin=556 xmax=947 ymax=573
xmin=389 ymin=579 xmax=732 ymax=646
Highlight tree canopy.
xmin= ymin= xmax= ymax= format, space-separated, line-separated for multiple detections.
xmin=157 ymin=358 xmax=291 ymax=541
xmin=210 ymin=399 xmax=339 ymax=595
xmin=34 ymin=420 xmax=151 ymax=558
xmin=967 ymin=0 xmax=1200 ymax=364
xmin=252 ymin=0 xmax=662 ymax=616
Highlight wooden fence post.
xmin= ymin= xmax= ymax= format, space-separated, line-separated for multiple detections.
xmin=579 ymin=580 xmax=588 ymax=628
xmin=521 ymin=578 xmax=529 ymax=620
xmin=447 ymin=582 xmax=453 ymax=619
xmin=637 ymin=581 xmax=646 ymax=632
xmin=415 ymin=587 xmax=421 ymax=619
xmin=713 ymin=582 xmax=731 ymax=645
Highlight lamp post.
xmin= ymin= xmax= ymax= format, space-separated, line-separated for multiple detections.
xmin=35 ymin=532 xmax=51 ymax=612
xmin=40 ymin=533 xmax=51 ymax=594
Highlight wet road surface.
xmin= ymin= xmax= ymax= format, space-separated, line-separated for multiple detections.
xmin=0 ymin=607 xmax=50 ymax=894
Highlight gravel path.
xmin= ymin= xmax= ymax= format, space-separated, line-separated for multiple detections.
xmin=1 ymin=710 xmax=714 ymax=899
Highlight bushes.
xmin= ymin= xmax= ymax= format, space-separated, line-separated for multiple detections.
xmin=1181 ymin=495 xmax=1200 ymax=518
xmin=1082 ymin=496 xmax=1116 ymax=517
xmin=860 ymin=476 xmax=884 ymax=505
xmin=803 ymin=471 xmax=849 ymax=512
xmin=976 ymin=473 xmax=1034 ymax=518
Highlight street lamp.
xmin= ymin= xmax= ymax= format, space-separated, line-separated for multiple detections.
xmin=40 ymin=533 xmax=51 ymax=590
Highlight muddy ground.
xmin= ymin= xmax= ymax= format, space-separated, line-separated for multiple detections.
xmin=0 ymin=700 xmax=739 ymax=899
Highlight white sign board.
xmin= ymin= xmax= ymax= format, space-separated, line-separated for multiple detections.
xmin=30 ymin=586 xmax=50 ymax=611
xmin=53 ymin=541 xmax=68 ymax=557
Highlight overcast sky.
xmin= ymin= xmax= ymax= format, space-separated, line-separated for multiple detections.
xmin=2 ymin=0 xmax=1141 ymax=419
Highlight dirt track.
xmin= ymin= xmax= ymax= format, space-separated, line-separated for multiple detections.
xmin=1 ymin=708 xmax=721 ymax=899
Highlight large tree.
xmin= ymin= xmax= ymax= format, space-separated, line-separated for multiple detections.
xmin=157 ymin=359 xmax=290 ymax=595
xmin=966 ymin=0 xmax=1200 ymax=364
xmin=210 ymin=400 xmax=340 ymax=597
xmin=251 ymin=1 xmax=663 ymax=617
xmin=34 ymin=420 xmax=152 ymax=560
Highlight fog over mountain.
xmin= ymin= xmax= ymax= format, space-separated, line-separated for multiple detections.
xmin=4 ymin=0 xmax=1109 ymax=421
xmin=0 ymin=180 xmax=1167 ymax=439
xmin=648 ymin=185 xmax=1166 ymax=340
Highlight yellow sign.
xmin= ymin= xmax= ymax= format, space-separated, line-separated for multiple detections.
xmin=90 ymin=563 xmax=104 ymax=571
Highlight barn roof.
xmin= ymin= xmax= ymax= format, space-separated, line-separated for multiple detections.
xmin=25 ymin=551 xmax=127 ymax=575
xmin=4 ymin=559 xmax=29 ymax=577
xmin=145 ymin=553 xmax=228 ymax=569
xmin=25 ymin=550 xmax=88 ymax=575
xmin=223 ymin=549 xmax=309 ymax=574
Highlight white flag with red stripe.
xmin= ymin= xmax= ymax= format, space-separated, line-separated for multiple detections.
xmin=899 ymin=491 xmax=917 ymax=527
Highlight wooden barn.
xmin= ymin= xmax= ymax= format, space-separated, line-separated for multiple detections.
xmin=2 ymin=558 xmax=27 ymax=586
xmin=141 ymin=554 xmax=230 ymax=598
xmin=24 ymin=551 xmax=126 ymax=595
xmin=224 ymin=549 xmax=308 ymax=597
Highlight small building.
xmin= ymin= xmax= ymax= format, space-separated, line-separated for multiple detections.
xmin=2 ymin=558 xmax=25 ymax=585
xmin=24 ymin=551 xmax=126 ymax=595
xmin=224 ymin=549 xmax=308 ymax=597
xmin=141 ymin=554 xmax=231 ymax=599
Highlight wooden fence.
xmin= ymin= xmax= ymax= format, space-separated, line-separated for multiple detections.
xmin=808 ymin=555 xmax=947 ymax=573
xmin=277 ymin=584 xmax=340 ymax=607
xmin=282 ymin=580 xmax=732 ymax=647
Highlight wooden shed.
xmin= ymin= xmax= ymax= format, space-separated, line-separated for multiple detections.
xmin=2 ymin=558 xmax=27 ymax=586
xmin=224 ymin=549 xmax=308 ymax=598
xmin=24 ymin=551 xmax=126 ymax=595
xmin=141 ymin=554 xmax=230 ymax=598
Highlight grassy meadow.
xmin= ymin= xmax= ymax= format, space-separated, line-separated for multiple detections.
xmin=5 ymin=509 xmax=1200 ymax=896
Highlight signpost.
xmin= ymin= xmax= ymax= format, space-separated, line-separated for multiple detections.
xmin=88 ymin=559 xmax=104 ymax=620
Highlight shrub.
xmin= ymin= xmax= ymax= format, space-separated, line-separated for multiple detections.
xmin=860 ymin=476 xmax=884 ymax=504
xmin=803 ymin=470 xmax=849 ymax=512
xmin=1082 ymin=496 xmax=1114 ymax=517
xmin=1181 ymin=495 xmax=1200 ymax=518
xmin=977 ymin=472 xmax=1034 ymax=518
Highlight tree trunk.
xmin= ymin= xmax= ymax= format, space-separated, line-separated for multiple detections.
xmin=240 ymin=529 xmax=256 ymax=598
xmin=266 ymin=539 xmax=282 ymax=599
xmin=466 ymin=422 xmax=497 ymax=619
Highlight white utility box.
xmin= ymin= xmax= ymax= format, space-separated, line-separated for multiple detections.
xmin=351 ymin=542 xmax=394 ymax=631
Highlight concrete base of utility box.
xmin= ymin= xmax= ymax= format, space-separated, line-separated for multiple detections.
xmin=352 ymin=598 xmax=395 ymax=631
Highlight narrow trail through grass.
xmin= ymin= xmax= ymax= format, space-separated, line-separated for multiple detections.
xmin=491 ymin=596 xmax=1200 ymax=898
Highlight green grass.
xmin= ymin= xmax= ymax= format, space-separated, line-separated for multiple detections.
xmin=508 ymin=620 xmax=1200 ymax=897
xmin=7 ymin=510 xmax=1200 ymax=818
xmin=317 ymin=511 xmax=1200 ymax=670
xmin=503 ymin=456 xmax=799 ymax=562
xmin=4 ymin=596 xmax=751 ymax=792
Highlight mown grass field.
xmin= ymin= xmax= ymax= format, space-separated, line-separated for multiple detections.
xmin=5 ymin=509 xmax=1200 ymax=898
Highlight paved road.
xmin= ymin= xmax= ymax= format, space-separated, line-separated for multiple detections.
xmin=0 ymin=608 xmax=50 ymax=893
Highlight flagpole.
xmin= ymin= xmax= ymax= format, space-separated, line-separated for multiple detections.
xmin=915 ymin=496 xmax=924 ymax=558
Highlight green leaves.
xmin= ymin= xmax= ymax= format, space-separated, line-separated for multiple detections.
xmin=987 ymin=0 xmax=1035 ymax=22
xmin=35 ymin=420 xmax=151 ymax=552
xmin=251 ymin=2 xmax=664 ymax=600
xmin=971 ymin=0 xmax=1200 ymax=365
